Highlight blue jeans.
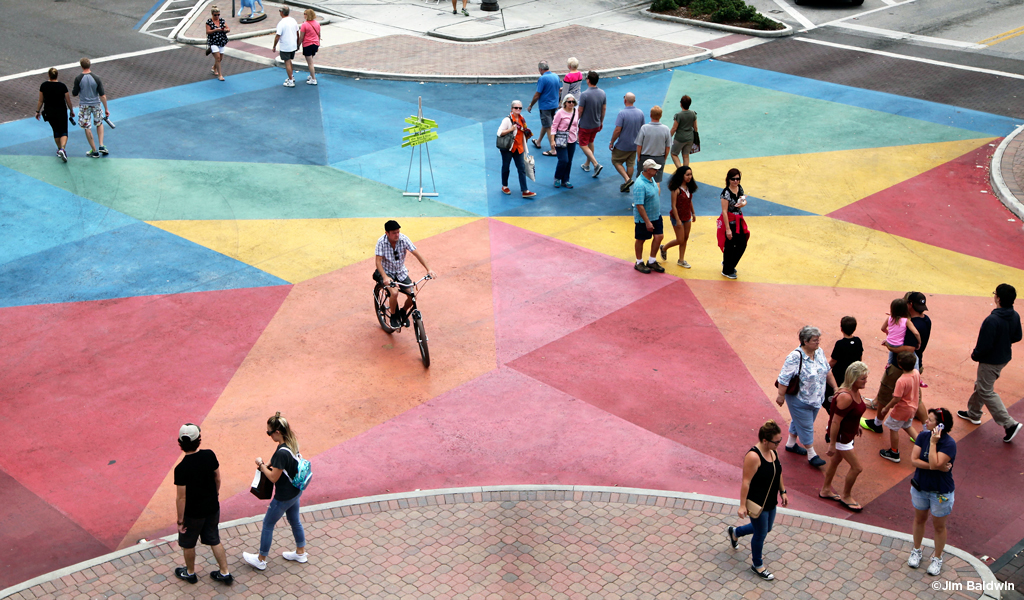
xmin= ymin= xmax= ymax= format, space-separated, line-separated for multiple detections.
xmin=499 ymin=148 xmax=528 ymax=192
xmin=735 ymin=507 xmax=776 ymax=568
xmin=554 ymin=142 xmax=576 ymax=183
xmin=259 ymin=492 xmax=305 ymax=556
xmin=785 ymin=395 xmax=820 ymax=446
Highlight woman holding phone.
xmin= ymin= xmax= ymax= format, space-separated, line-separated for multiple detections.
xmin=243 ymin=412 xmax=307 ymax=570
xmin=908 ymin=407 xmax=956 ymax=577
xmin=719 ymin=168 xmax=748 ymax=279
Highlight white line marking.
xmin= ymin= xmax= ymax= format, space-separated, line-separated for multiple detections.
xmin=0 ymin=45 xmax=179 ymax=83
xmin=712 ymin=37 xmax=771 ymax=57
xmin=772 ymin=0 xmax=815 ymax=31
xmin=832 ymin=22 xmax=988 ymax=49
xmin=794 ymin=37 xmax=1024 ymax=81
xmin=819 ymin=0 xmax=916 ymax=28
xmin=880 ymin=0 xmax=898 ymax=5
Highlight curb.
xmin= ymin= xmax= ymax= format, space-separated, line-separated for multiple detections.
xmin=991 ymin=124 xmax=1024 ymax=221
xmin=427 ymin=24 xmax=542 ymax=42
xmin=173 ymin=1 xmax=333 ymax=45
xmin=640 ymin=8 xmax=793 ymax=37
xmin=260 ymin=48 xmax=713 ymax=83
xmin=0 ymin=484 xmax=1000 ymax=600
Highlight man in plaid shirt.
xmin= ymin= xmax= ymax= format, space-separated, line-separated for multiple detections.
xmin=375 ymin=220 xmax=436 ymax=328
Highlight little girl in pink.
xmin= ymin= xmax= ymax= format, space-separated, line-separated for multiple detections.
xmin=883 ymin=298 xmax=920 ymax=367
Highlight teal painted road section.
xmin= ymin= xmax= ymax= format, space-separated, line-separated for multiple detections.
xmin=683 ymin=60 xmax=1022 ymax=137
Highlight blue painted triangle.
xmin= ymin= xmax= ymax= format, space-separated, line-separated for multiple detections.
xmin=0 ymin=221 xmax=289 ymax=308
xmin=0 ymin=164 xmax=137 ymax=265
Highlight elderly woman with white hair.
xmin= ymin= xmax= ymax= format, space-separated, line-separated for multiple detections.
xmin=775 ymin=325 xmax=838 ymax=468
xmin=551 ymin=93 xmax=580 ymax=189
xmin=560 ymin=57 xmax=583 ymax=104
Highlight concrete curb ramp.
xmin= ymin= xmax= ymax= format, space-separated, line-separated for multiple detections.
xmin=0 ymin=485 xmax=1000 ymax=599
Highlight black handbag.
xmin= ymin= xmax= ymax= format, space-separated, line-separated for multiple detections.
xmin=496 ymin=115 xmax=516 ymax=150
xmin=774 ymin=350 xmax=803 ymax=396
xmin=250 ymin=469 xmax=274 ymax=500
xmin=691 ymin=130 xmax=701 ymax=154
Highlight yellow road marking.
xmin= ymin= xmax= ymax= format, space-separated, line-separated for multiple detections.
xmin=980 ymin=25 xmax=1024 ymax=46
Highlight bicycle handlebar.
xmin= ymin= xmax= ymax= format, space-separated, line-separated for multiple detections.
xmin=387 ymin=274 xmax=433 ymax=289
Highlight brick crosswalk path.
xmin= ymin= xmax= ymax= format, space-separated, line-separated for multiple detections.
xmin=7 ymin=488 xmax=989 ymax=600
xmin=314 ymin=25 xmax=705 ymax=78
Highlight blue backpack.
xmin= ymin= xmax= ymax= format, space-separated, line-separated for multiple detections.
xmin=280 ymin=447 xmax=312 ymax=491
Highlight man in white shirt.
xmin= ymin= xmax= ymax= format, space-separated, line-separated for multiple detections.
xmin=272 ymin=6 xmax=300 ymax=87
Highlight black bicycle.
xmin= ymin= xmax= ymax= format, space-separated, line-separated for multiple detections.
xmin=373 ymin=274 xmax=433 ymax=367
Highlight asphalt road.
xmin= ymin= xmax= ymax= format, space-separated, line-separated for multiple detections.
xmin=0 ymin=0 xmax=170 ymax=77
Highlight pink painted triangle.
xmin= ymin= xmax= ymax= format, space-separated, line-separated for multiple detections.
xmin=829 ymin=143 xmax=1024 ymax=270
xmin=507 ymin=279 xmax=780 ymax=468
xmin=216 ymin=366 xmax=744 ymax=520
xmin=0 ymin=285 xmax=290 ymax=549
xmin=489 ymin=219 xmax=675 ymax=364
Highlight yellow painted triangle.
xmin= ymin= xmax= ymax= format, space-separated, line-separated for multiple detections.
xmin=498 ymin=215 xmax=1024 ymax=296
xmin=148 ymin=217 xmax=481 ymax=283
xmin=682 ymin=137 xmax=993 ymax=214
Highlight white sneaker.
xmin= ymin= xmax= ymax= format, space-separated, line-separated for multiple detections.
xmin=283 ymin=79 xmax=295 ymax=88
xmin=243 ymin=552 xmax=267 ymax=570
xmin=677 ymin=260 xmax=691 ymax=269
xmin=306 ymin=75 xmax=312 ymax=82
xmin=908 ymin=548 xmax=922 ymax=569
xmin=307 ymin=78 xmax=317 ymax=85
xmin=283 ymin=550 xmax=308 ymax=563
xmin=926 ymin=555 xmax=942 ymax=576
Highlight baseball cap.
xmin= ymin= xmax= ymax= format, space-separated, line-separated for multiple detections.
xmin=179 ymin=423 xmax=201 ymax=442
xmin=642 ymin=159 xmax=661 ymax=171
xmin=384 ymin=220 xmax=401 ymax=232
xmin=907 ymin=291 xmax=928 ymax=312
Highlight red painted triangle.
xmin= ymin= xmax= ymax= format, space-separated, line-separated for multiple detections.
xmin=507 ymin=279 xmax=780 ymax=468
xmin=215 ymin=366 xmax=745 ymax=521
xmin=829 ymin=143 xmax=1024 ymax=270
xmin=489 ymin=219 xmax=674 ymax=364
xmin=0 ymin=285 xmax=290 ymax=550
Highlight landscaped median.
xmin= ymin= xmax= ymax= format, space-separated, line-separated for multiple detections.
xmin=643 ymin=0 xmax=793 ymax=37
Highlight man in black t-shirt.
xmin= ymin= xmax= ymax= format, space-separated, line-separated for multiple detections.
xmin=173 ymin=424 xmax=233 ymax=585
xmin=907 ymin=291 xmax=932 ymax=386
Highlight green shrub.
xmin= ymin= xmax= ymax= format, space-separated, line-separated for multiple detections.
xmin=688 ymin=0 xmax=718 ymax=16
xmin=651 ymin=0 xmax=678 ymax=11
xmin=710 ymin=4 xmax=738 ymax=22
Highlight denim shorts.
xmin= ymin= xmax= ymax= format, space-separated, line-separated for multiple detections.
xmin=911 ymin=486 xmax=954 ymax=518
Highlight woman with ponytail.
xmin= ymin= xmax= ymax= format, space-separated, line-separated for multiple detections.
xmin=243 ymin=412 xmax=307 ymax=570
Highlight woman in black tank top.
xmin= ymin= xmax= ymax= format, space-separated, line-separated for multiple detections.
xmin=727 ymin=420 xmax=788 ymax=581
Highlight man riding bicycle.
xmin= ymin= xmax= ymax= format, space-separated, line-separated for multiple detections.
xmin=374 ymin=220 xmax=436 ymax=328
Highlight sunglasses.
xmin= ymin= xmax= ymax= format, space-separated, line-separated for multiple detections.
xmin=566 ymin=101 xmax=576 ymax=104
xmin=394 ymin=248 xmax=400 ymax=260
xmin=729 ymin=177 xmax=741 ymax=181
xmin=512 ymin=107 xmax=522 ymax=110
xmin=266 ymin=430 xmax=275 ymax=436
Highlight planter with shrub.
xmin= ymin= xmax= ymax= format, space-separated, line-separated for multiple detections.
xmin=648 ymin=0 xmax=787 ymax=33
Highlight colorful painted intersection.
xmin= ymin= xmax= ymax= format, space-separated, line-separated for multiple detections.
xmin=2 ymin=60 xmax=1024 ymax=588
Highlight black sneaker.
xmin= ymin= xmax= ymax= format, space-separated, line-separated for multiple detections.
xmin=401 ymin=311 xmax=411 ymax=328
xmin=389 ymin=314 xmax=401 ymax=328
xmin=624 ymin=178 xmax=635 ymax=191
xmin=956 ymin=410 xmax=981 ymax=425
xmin=860 ymin=418 xmax=884 ymax=434
xmin=751 ymin=566 xmax=774 ymax=581
xmin=784 ymin=444 xmax=807 ymax=456
xmin=619 ymin=181 xmax=629 ymax=193
xmin=1005 ymin=423 xmax=1022 ymax=443
xmin=174 ymin=567 xmax=198 ymax=584
xmin=210 ymin=570 xmax=234 ymax=585
xmin=880 ymin=449 xmax=900 ymax=463
xmin=634 ymin=262 xmax=651 ymax=274
xmin=727 ymin=526 xmax=738 ymax=549
xmin=647 ymin=261 xmax=665 ymax=273
xmin=808 ymin=455 xmax=826 ymax=467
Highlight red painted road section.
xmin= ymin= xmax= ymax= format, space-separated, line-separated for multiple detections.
xmin=0 ymin=286 xmax=289 ymax=575
xmin=0 ymin=468 xmax=110 ymax=589
xmin=509 ymin=279 xmax=781 ymax=468
xmin=830 ymin=143 xmax=1024 ymax=270
xmin=489 ymin=220 xmax=674 ymax=364
xmin=852 ymin=402 xmax=1024 ymax=560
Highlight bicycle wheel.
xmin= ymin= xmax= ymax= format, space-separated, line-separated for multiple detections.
xmin=374 ymin=284 xmax=395 ymax=334
xmin=413 ymin=312 xmax=429 ymax=368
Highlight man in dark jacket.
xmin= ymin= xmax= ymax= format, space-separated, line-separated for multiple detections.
xmin=958 ymin=283 xmax=1023 ymax=443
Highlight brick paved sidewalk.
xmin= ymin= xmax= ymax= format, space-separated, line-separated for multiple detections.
xmin=267 ymin=25 xmax=708 ymax=81
xmin=5 ymin=487 xmax=996 ymax=600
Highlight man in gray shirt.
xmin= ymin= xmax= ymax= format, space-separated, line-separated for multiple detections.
xmin=608 ymin=93 xmax=644 ymax=193
xmin=577 ymin=71 xmax=606 ymax=178
xmin=634 ymin=106 xmax=671 ymax=186
xmin=72 ymin=57 xmax=110 ymax=158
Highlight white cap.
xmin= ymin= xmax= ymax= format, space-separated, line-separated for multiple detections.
xmin=179 ymin=423 xmax=201 ymax=442
xmin=642 ymin=159 xmax=661 ymax=170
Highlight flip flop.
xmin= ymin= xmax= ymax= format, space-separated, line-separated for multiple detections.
xmin=531 ymin=138 xmax=541 ymax=149
xmin=543 ymin=150 xmax=557 ymax=157
xmin=840 ymin=499 xmax=863 ymax=512
xmin=818 ymin=491 xmax=842 ymax=502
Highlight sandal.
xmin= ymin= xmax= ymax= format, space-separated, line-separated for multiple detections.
xmin=818 ymin=491 xmax=842 ymax=502
xmin=531 ymin=138 xmax=541 ymax=149
xmin=543 ymin=150 xmax=557 ymax=157
xmin=839 ymin=499 xmax=863 ymax=512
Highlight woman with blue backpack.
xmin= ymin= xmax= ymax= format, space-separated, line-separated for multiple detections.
xmin=244 ymin=412 xmax=311 ymax=570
